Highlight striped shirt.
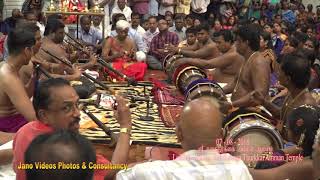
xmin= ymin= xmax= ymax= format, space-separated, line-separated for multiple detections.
xmin=116 ymin=149 xmax=253 ymax=180
xmin=149 ymin=31 xmax=179 ymax=62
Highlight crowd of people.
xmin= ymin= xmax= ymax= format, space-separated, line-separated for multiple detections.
xmin=0 ymin=0 xmax=319 ymax=179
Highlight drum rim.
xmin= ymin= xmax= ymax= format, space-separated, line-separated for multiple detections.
xmin=224 ymin=119 xmax=284 ymax=149
xmin=223 ymin=112 xmax=270 ymax=129
xmin=174 ymin=66 xmax=207 ymax=89
xmin=163 ymin=54 xmax=184 ymax=73
xmin=185 ymin=82 xmax=225 ymax=101
xmin=162 ymin=54 xmax=172 ymax=70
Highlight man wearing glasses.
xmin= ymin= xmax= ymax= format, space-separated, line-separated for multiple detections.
xmin=13 ymin=78 xmax=132 ymax=180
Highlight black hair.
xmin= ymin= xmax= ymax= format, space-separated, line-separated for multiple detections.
xmin=80 ymin=15 xmax=90 ymax=24
xmin=174 ymin=15 xmax=184 ymax=21
xmin=186 ymin=27 xmax=197 ymax=35
xmin=287 ymin=105 xmax=320 ymax=156
xmin=131 ymin=12 xmax=141 ymax=19
xmin=214 ymin=30 xmax=234 ymax=43
xmin=236 ymin=24 xmax=260 ymax=51
xmin=16 ymin=21 xmax=40 ymax=33
xmin=7 ymin=27 xmax=35 ymax=56
xmin=292 ymin=31 xmax=308 ymax=44
xmin=261 ymin=31 xmax=273 ymax=49
xmin=44 ymin=18 xmax=65 ymax=36
xmin=148 ymin=16 xmax=157 ymax=21
xmin=279 ymin=53 xmax=311 ymax=88
xmin=196 ymin=23 xmax=210 ymax=33
xmin=185 ymin=14 xmax=195 ymax=20
xmin=287 ymin=35 xmax=299 ymax=48
xmin=47 ymin=14 xmax=63 ymax=21
xmin=23 ymin=11 xmax=36 ymax=19
xmin=25 ymin=130 xmax=96 ymax=180
xmin=33 ymin=78 xmax=70 ymax=119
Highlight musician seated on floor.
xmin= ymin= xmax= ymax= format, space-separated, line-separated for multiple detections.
xmin=75 ymin=15 xmax=103 ymax=51
xmin=255 ymin=53 xmax=317 ymax=135
xmin=102 ymin=20 xmax=147 ymax=81
xmin=24 ymin=130 xmax=95 ymax=180
xmin=178 ymin=27 xmax=198 ymax=49
xmin=147 ymin=18 xmax=179 ymax=70
xmin=254 ymin=105 xmax=320 ymax=169
xmin=220 ymin=24 xmax=271 ymax=113
xmin=173 ymin=30 xmax=244 ymax=84
xmin=0 ymin=26 xmax=38 ymax=133
xmin=167 ymin=23 xmax=220 ymax=60
xmin=13 ymin=78 xmax=132 ymax=180
xmin=116 ymin=97 xmax=253 ymax=180
xmin=36 ymin=18 xmax=97 ymax=81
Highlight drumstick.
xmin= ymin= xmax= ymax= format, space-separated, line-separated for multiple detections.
xmin=82 ymin=107 xmax=118 ymax=147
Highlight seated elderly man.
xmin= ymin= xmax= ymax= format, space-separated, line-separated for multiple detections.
xmin=110 ymin=13 xmax=147 ymax=54
xmin=102 ymin=20 xmax=147 ymax=81
xmin=116 ymin=97 xmax=253 ymax=180
xmin=13 ymin=78 xmax=132 ymax=180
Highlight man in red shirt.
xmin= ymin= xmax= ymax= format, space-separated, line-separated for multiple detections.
xmin=13 ymin=78 xmax=132 ymax=180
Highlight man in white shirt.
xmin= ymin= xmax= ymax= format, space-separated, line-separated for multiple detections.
xmin=191 ymin=0 xmax=210 ymax=19
xmin=111 ymin=0 xmax=132 ymax=22
xmin=158 ymin=0 xmax=176 ymax=17
xmin=116 ymin=97 xmax=253 ymax=180
xmin=131 ymin=12 xmax=145 ymax=37
xmin=143 ymin=16 xmax=159 ymax=53
xmin=169 ymin=16 xmax=186 ymax=42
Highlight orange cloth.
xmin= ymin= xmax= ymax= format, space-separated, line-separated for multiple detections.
xmin=13 ymin=120 xmax=109 ymax=180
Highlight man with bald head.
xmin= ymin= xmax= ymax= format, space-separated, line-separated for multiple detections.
xmin=117 ymin=97 xmax=253 ymax=180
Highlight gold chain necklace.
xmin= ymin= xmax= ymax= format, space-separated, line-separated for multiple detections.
xmin=280 ymin=88 xmax=308 ymax=121
xmin=233 ymin=51 xmax=259 ymax=94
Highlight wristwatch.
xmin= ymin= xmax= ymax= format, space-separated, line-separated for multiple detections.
xmin=120 ymin=127 xmax=131 ymax=135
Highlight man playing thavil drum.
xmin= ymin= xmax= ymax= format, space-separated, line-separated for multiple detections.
xmin=167 ymin=23 xmax=220 ymax=60
xmin=173 ymin=30 xmax=244 ymax=84
xmin=254 ymin=53 xmax=317 ymax=135
xmin=221 ymin=24 xmax=271 ymax=112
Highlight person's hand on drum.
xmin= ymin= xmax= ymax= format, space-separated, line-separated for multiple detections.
xmin=173 ymin=58 xmax=189 ymax=68
xmin=219 ymin=100 xmax=232 ymax=114
xmin=113 ymin=95 xmax=132 ymax=129
xmin=167 ymin=44 xmax=179 ymax=54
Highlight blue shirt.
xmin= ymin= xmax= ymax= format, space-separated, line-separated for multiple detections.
xmin=75 ymin=27 xmax=102 ymax=45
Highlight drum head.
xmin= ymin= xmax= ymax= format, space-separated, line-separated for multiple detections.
xmin=185 ymin=79 xmax=225 ymax=101
xmin=173 ymin=66 xmax=206 ymax=94
xmin=223 ymin=110 xmax=283 ymax=168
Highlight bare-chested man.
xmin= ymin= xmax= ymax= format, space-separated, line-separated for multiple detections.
xmin=102 ymin=20 xmax=147 ymax=81
xmin=255 ymin=53 xmax=317 ymax=133
xmin=168 ymin=23 xmax=220 ymax=60
xmin=35 ymin=18 xmax=96 ymax=80
xmin=221 ymin=25 xmax=271 ymax=112
xmin=0 ymin=27 xmax=37 ymax=132
xmin=173 ymin=30 xmax=244 ymax=83
xmin=177 ymin=27 xmax=198 ymax=49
